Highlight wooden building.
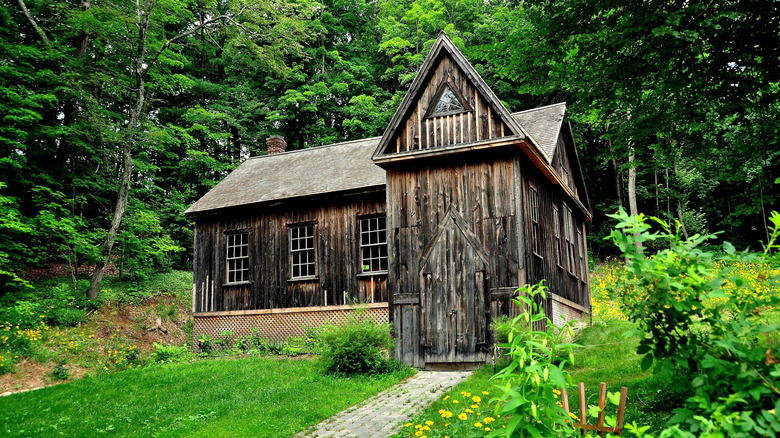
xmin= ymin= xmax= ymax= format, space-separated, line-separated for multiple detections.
xmin=185 ymin=32 xmax=592 ymax=368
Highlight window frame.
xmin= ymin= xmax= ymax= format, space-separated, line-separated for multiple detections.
xmin=358 ymin=215 xmax=388 ymax=274
xmin=224 ymin=230 xmax=250 ymax=285
xmin=289 ymin=223 xmax=317 ymax=280
xmin=553 ymin=205 xmax=562 ymax=267
xmin=577 ymin=228 xmax=586 ymax=280
xmin=530 ymin=184 xmax=541 ymax=256
xmin=423 ymin=78 xmax=473 ymax=119
xmin=563 ymin=205 xmax=577 ymax=276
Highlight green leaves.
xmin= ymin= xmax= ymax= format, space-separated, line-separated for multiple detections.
xmin=606 ymin=209 xmax=780 ymax=437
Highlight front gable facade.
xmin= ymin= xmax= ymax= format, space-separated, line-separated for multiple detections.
xmin=185 ymin=32 xmax=592 ymax=368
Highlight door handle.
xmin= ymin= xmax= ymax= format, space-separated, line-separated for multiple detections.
xmin=449 ymin=309 xmax=457 ymax=316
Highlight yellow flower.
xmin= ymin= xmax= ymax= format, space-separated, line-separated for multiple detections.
xmin=425 ymin=420 xmax=433 ymax=426
xmin=458 ymin=413 xmax=467 ymax=421
xmin=443 ymin=395 xmax=450 ymax=401
xmin=474 ymin=422 xmax=483 ymax=428
xmin=482 ymin=391 xmax=489 ymax=395
xmin=415 ymin=431 xmax=422 ymax=437
xmin=452 ymin=400 xmax=459 ymax=404
xmin=485 ymin=427 xmax=491 ymax=432
xmin=415 ymin=425 xmax=422 ymax=429
xmin=421 ymin=426 xmax=429 ymax=431
xmin=472 ymin=396 xmax=481 ymax=403
xmin=465 ymin=409 xmax=474 ymax=414
xmin=470 ymin=404 xmax=479 ymax=409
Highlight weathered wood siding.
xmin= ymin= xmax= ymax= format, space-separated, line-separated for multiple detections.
xmin=523 ymin=163 xmax=590 ymax=311
xmin=192 ymin=192 xmax=388 ymax=313
xmin=389 ymin=55 xmax=512 ymax=154
xmin=388 ymin=154 xmax=525 ymax=367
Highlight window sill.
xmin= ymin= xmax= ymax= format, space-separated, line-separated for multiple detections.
xmin=223 ymin=281 xmax=251 ymax=287
xmin=567 ymin=271 xmax=579 ymax=280
xmin=532 ymin=252 xmax=543 ymax=260
xmin=287 ymin=276 xmax=319 ymax=283
xmin=556 ymin=264 xmax=564 ymax=270
xmin=357 ymin=271 xmax=388 ymax=278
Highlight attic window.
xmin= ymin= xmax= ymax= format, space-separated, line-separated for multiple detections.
xmin=425 ymin=80 xmax=471 ymax=119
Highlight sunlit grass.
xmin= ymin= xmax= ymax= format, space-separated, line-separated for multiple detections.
xmin=0 ymin=356 xmax=414 ymax=437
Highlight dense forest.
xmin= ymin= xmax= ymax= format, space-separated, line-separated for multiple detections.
xmin=1 ymin=0 xmax=778 ymax=296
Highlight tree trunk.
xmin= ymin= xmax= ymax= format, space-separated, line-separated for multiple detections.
xmin=88 ymin=0 xmax=150 ymax=300
xmin=676 ymin=199 xmax=689 ymax=240
xmin=613 ymin=157 xmax=623 ymax=209
xmin=627 ymin=148 xmax=638 ymax=217
xmin=87 ymin=139 xmax=135 ymax=299
xmin=627 ymin=147 xmax=641 ymax=251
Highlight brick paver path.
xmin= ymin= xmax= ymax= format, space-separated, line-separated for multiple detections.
xmin=297 ymin=371 xmax=471 ymax=438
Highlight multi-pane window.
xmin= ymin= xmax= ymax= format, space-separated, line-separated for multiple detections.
xmin=530 ymin=186 xmax=541 ymax=254
xmin=360 ymin=216 xmax=388 ymax=272
xmin=559 ymin=142 xmax=571 ymax=188
xmin=553 ymin=206 xmax=562 ymax=266
xmin=226 ymin=232 xmax=249 ymax=283
xmin=563 ymin=206 xmax=576 ymax=275
xmin=577 ymin=229 xmax=586 ymax=279
xmin=290 ymin=224 xmax=316 ymax=279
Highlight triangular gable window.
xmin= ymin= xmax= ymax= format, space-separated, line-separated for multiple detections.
xmin=424 ymin=80 xmax=471 ymax=119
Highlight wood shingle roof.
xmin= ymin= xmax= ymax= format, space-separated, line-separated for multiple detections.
xmin=184 ymin=137 xmax=385 ymax=218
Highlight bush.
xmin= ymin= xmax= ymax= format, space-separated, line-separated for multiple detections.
xmin=152 ymin=342 xmax=193 ymax=363
xmin=317 ymin=313 xmax=395 ymax=375
xmin=605 ymin=208 xmax=780 ymax=437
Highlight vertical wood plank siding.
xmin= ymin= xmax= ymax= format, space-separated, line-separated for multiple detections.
xmin=192 ymin=192 xmax=388 ymax=312
xmin=523 ymin=164 xmax=590 ymax=311
xmin=392 ymin=55 xmax=511 ymax=153
xmin=388 ymin=156 xmax=523 ymax=367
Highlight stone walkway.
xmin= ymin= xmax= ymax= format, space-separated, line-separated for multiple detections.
xmin=297 ymin=371 xmax=471 ymax=438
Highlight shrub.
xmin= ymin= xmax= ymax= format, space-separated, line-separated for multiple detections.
xmin=317 ymin=313 xmax=395 ymax=375
xmin=48 ymin=307 xmax=87 ymax=327
xmin=490 ymin=314 xmax=515 ymax=345
xmin=152 ymin=342 xmax=193 ymax=363
xmin=605 ymin=208 xmax=780 ymax=437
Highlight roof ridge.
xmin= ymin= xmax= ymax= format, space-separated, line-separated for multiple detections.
xmin=511 ymin=102 xmax=567 ymax=116
xmin=246 ymin=136 xmax=382 ymax=161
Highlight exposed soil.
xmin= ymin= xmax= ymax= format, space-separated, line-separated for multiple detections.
xmin=1 ymin=294 xmax=190 ymax=395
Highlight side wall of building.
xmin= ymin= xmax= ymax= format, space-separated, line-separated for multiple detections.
xmin=192 ymin=191 xmax=388 ymax=313
xmin=522 ymin=157 xmax=591 ymax=319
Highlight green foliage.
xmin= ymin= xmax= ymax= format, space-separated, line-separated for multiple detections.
xmin=49 ymin=362 xmax=69 ymax=381
xmin=490 ymin=314 xmax=515 ymax=345
xmin=490 ymin=281 xmax=580 ymax=437
xmin=317 ymin=313 xmax=395 ymax=375
xmin=605 ymin=208 xmax=780 ymax=437
xmin=152 ymin=342 xmax=194 ymax=363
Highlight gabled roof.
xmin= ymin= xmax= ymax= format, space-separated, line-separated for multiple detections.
xmin=372 ymin=31 xmax=532 ymax=159
xmin=512 ymin=102 xmax=567 ymax=165
xmin=184 ymin=137 xmax=385 ymax=218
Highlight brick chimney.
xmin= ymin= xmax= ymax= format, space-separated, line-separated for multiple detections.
xmin=266 ymin=135 xmax=287 ymax=154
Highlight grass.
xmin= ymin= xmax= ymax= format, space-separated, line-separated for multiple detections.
xmin=0 ymin=356 xmax=414 ymax=437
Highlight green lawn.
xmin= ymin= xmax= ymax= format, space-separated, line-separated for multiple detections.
xmin=0 ymin=356 xmax=413 ymax=437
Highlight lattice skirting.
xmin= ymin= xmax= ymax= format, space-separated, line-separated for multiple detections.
xmin=193 ymin=303 xmax=389 ymax=348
